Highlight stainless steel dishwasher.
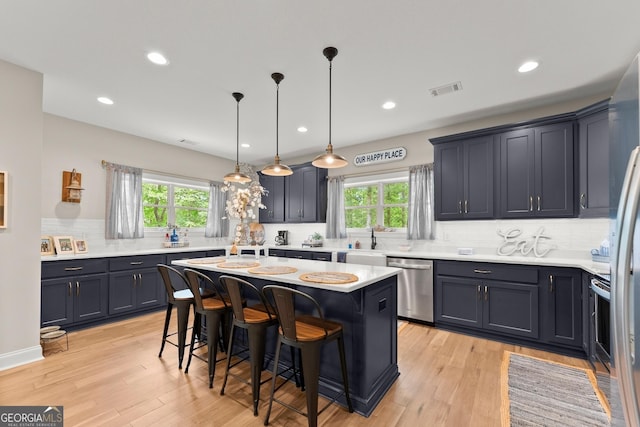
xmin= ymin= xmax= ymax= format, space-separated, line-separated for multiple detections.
xmin=386 ymin=257 xmax=434 ymax=323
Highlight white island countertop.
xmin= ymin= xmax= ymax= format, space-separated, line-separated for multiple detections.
xmin=172 ymin=256 xmax=400 ymax=293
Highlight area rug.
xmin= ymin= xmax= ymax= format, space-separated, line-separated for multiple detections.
xmin=501 ymin=351 xmax=610 ymax=426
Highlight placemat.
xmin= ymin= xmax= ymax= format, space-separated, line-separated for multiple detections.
xmin=299 ymin=272 xmax=359 ymax=284
xmin=186 ymin=256 xmax=227 ymax=264
xmin=218 ymin=260 xmax=261 ymax=269
xmin=248 ymin=266 xmax=298 ymax=275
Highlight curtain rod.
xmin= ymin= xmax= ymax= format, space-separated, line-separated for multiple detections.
xmin=101 ymin=160 xmax=221 ymax=184
xmin=333 ymin=165 xmax=416 ymax=179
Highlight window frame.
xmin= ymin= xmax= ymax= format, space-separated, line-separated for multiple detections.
xmin=344 ymin=171 xmax=409 ymax=233
xmin=142 ymin=173 xmax=211 ymax=232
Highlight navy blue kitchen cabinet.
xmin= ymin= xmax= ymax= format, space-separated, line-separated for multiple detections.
xmin=108 ymin=254 xmax=165 ymax=315
xmin=258 ymin=172 xmax=285 ymax=223
xmin=435 ymin=261 xmax=539 ymax=340
xmin=578 ymin=106 xmax=609 ymax=218
xmin=499 ymin=121 xmax=574 ymax=218
xmin=541 ymin=268 xmax=583 ymax=349
xmin=41 ymin=259 xmax=108 ymax=328
xmin=285 ymin=163 xmax=327 ymax=223
xmin=434 ymin=135 xmax=494 ymax=220
xmin=267 ymin=248 xmax=332 ymax=261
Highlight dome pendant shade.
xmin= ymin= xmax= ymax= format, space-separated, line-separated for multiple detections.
xmin=314 ymin=46 xmax=347 ymax=170
xmin=312 ymin=143 xmax=348 ymax=168
xmin=262 ymin=73 xmax=293 ymax=177
xmin=225 ymin=92 xmax=251 ymax=183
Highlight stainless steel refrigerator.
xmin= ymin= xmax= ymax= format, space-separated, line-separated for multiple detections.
xmin=611 ymin=52 xmax=640 ymax=426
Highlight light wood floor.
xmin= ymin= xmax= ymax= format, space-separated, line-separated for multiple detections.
xmin=0 ymin=311 xmax=591 ymax=426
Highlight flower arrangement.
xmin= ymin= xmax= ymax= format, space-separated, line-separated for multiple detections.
xmin=221 ymin=181 xmax=266 ymax=221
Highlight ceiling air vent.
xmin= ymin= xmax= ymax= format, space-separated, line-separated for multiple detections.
xmin=429 ymin=81 xmax=463 ymax=97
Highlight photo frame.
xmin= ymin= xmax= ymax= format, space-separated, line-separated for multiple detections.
xmin=40 ymin=235 xmax=55 ymax=256
xmin=73 ymin=239 xmax=88 ymax=254
xmin=53 ymin=236 xmax=75 ymax=255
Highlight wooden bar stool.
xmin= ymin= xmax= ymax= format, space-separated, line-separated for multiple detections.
xmin=183 ymin=268 xmax=231 ymax=388
xmin=157 ymin=264 xmax=201 ymax=369
xmin=262 ymin=285 xmax=354 ymax=427
xmin=219 ymin=275 xmax=281 ymax=416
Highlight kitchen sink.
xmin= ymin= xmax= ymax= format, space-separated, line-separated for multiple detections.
xmin=345 ymin=251 xmax=387 ymax=266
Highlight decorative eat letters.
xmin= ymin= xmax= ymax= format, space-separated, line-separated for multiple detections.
xmin=497 ymin=227 xmax=556 ymax=257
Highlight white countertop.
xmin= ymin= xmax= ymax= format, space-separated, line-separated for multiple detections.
xmin=41 ymin=243 xmax=610 ymax=277
xmin=172 ymin=256 xmax=401 ymax=293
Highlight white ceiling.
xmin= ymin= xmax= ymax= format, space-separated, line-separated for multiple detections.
xmin=1 ymin=0 xmax=639 ymax=166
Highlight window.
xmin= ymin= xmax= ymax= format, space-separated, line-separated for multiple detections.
xmin=142 ymin=174 xmax=210 ymax=229
xmin=344 ymin=172 xmax=409 ymax=230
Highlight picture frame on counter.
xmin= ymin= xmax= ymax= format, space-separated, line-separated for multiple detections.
xmin=40 ymin=235 xmax=55 ymax=256
xmin=73 ymin=239 xmax=88 ymax=254
xmin=53 ymin=236 xmax=74 ymax=255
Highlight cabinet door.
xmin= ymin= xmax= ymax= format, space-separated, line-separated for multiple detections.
xmin=135 ymin=268 xmax=164 ymax=309
xmin=41 ymin=278 xmax=74 ymax=327
xmin=300 ymin=167 xmax=319 ymax=222
xmin=483 ymin=280 xmax=539 ymax=339
xmin=499 ymin=128 xmax=535 ymax=217
xmin=286 ymin=250 xmax=313 ymax=260
xmin=579 ymin=111 xmax=609 ymax=217
xmin=311 ymin=252 xmax=332 ymax=262
xmin=541 ymin=269 xmax=582 ymax=348
xmin=463 ymin=136 xmax=494 ymax=219
xmin=435 ymin=276 xmax=482 ymax=329
xmin=108 ymin=271 xmax=137 ymax=315
xmin=434 ymin=142 xmax=463 ymax=220
xmin=534 ymin=122 xmax=574 ymax=217
xmin=259 ymin=173 xmax=285 ymax=223
xmin=74 ymin=273 xmax=108 ymax=323
xmin=285 ymin=171 xmax=304 ymax=222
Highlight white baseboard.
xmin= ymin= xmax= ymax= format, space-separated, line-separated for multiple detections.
xmin=0 ymin=345 xmax=43 ymax=371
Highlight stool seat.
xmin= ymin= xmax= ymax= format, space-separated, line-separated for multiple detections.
xmin=289 ymin=315 xmax=342 ymax=342
xmin=173 ymin=289 xmax=194 ymax=300
xmin=202 ymin=297 xmax=228 ymax=311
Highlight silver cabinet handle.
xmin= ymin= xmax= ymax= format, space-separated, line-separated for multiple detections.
xmin=76 ymin=281 xmax=80 ymax=296
xmin=477 ymin=284 xmax=481 ymax=300
xmin=458 ymin=200 xmax=462 ymax=214
xmin=473 ymin=269 xmax=492 ymax=274
xmin=68 ymin=282 xmax=72 ymax=296
xmin=387 ymin=262 xmax=432 ymax=270
xmin=132 ymin=274 xmax=137 ymax=287
xmin=537 ymin=195 xmax=541 ymax=211
xmin=464 ymin=200 xmax=468 ymax=214
xmin=130 ymin=261 xmax=144 ymax=265
xmin=138 ymin=273 xmax=142 ymax=286
xmin=529 ymin=196 xmax=533 ymax=212
xmin=64 ymin=266 xmax=83 ymax=271
xmin=484 ymin=285 xmax=488 ymax=301
xmin=580 ymin=193 xmax=586 ymax=209
xmin=549 ymin=274 xmax=554 ymax=292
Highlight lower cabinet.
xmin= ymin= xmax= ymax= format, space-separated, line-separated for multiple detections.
xmin=41 ymin=259 xmax=109 ymax=328
xmin=435 ymin=261 xmax=583 ymax=353
xmin=108 ymin=254 xmax=165 ymax=315
xmin=268 ymin=248 xmax=332 ymax=261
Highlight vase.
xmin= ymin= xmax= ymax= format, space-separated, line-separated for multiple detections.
xmin=234 ymin=219 xmax=251 ymax=246
xmin=250 ymin=222 xmax=265 ymax=245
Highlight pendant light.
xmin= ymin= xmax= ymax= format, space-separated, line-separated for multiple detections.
xmin=224 ymin=92 xmax=251 ymax=183
xmin=312 ymin=46 xmax=348 ymax=169
xmin=262 ymin=72 xmax=293 ymax=176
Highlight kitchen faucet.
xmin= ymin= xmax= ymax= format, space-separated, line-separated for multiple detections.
xmin=371 ymin=228 xmax=377 ymax=250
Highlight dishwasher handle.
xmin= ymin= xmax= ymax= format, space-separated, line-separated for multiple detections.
xmin=387 ymin=261 xmax=432 ymax=270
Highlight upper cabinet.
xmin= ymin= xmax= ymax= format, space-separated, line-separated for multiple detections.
xmin=578 ymin=104 xmax=609 ymax=218
xmin=285 ymin=163 xmax=328 ymax=223
xmin=258 ymin=173 xmax=285 ymax=223
xmin=434 ymin=135 xmax=494 ymax=220
xmin=258 ymin=163 xmax=327 ymax=224
xmin=499 ymin=121 xmax=574 ymax=218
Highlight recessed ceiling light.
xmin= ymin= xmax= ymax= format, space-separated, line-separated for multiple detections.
xmin=297 ymin=126 xmax=308 ymax=133
xmin=97 ymin=97 xmax=114 ymax=105
xmin=518 ymin=61 xmax=539 ymax=73
xmin=382 ymin=101 xmax=396 ymax=110
xmin=147 ymin=52 xmax=169 ymax=66
xmin=241 ymin=143 xmax=250 ymax=148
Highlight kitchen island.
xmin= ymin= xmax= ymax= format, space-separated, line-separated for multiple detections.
xmin=172 ymin=255 xmax=401 ymax=417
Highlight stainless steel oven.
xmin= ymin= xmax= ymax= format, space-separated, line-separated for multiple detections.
xmin=591 ymin=275 xmax=611 ymax=372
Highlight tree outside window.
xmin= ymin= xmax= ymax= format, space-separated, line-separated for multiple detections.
xmin=143 ymin=179 xmax=209 ymax=228
xmin=344 ymin=176 xmax=408 ymax=230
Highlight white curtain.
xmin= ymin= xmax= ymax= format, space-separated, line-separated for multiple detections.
xmin=205 ymin=181 xmax=228 ymax=238
xmin=105 ymin=162 xmax=144 ymax=239
xmin=407 ymin=164 xmax=434 ymax=240
xmin=325 ymin=176 xmax=346 ymax=239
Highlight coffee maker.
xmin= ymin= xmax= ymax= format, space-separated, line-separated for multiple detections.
xmin=275 ymin=230 xmax=288 ymax=246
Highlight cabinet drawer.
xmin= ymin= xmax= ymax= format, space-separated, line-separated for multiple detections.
xmin=165 ymin=251 xmax=208 ymax=264
xmin=42 ymin=259 xmax=108 ymax=279
xmin=312 ymin=252 xmax=332 ymax=262
xmin=109 ymin=254 xmax=165 ymax=272
xmin=436 ymin=261 xmax=538 ymax=284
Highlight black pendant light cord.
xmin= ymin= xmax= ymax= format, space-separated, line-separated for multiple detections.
xmin=276 ymin=79 xmax=280 ymax=155
xmin=232 ymin=92 xmax=244 ymax=167
xmin=329 ymin=58 xmax=332 ymax=147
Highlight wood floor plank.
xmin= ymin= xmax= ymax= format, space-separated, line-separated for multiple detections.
xmin=0 ymin=310 xmax=593 ymax=426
